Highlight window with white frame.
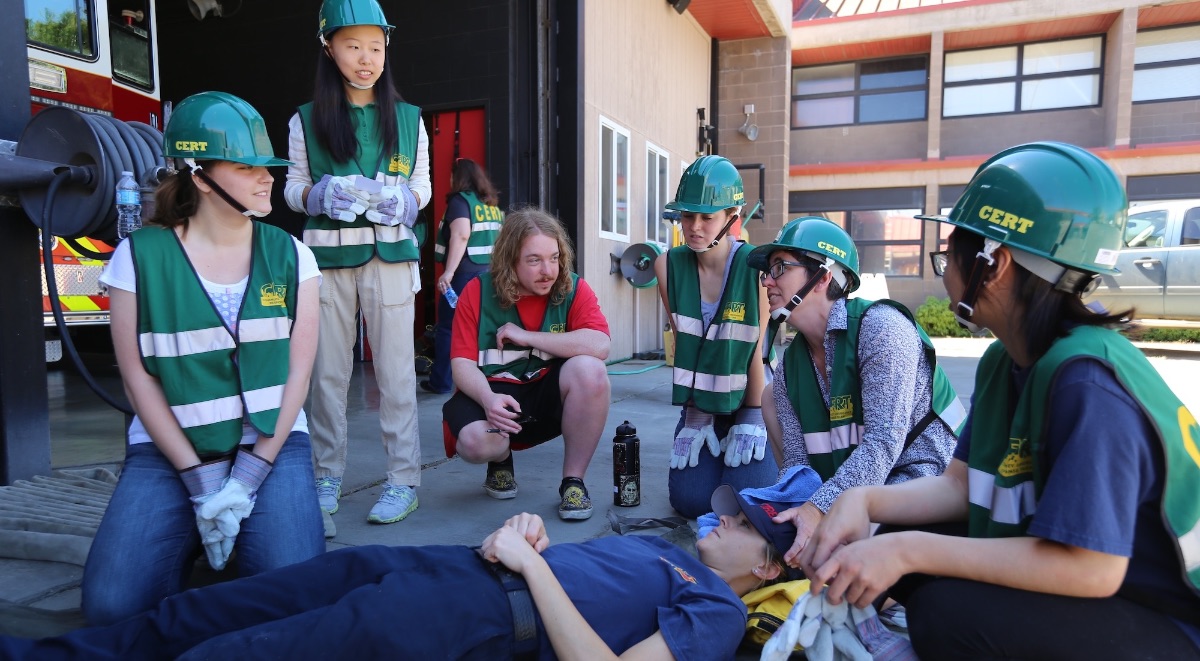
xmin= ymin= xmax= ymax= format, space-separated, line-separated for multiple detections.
xmin=1133 ymin=24 xmax=1200 ymax=102
xmin=646 ymin=144 xmax=671 ymax=245
xmin=943 ymin=36 xmax=1103 ymax=117
xmin=599 ymin=117 xmax=630 ymax=240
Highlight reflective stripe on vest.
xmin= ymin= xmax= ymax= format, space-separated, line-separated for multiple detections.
xmin=670 ymin=366 xmax=748 ymax=395
xmin=131 ymin=225 xmax=297 ymax=455
xmin=297 ymin=101 xmax=422 ymax=269
xmin=139 ymin=318 xmax=289 ymax=359
xmin=671 ymin=312 xmax=762 ymax=344
xmin=802 ymin=424 xmax=865 ymax=455
xmin=967 ymin=467 xmax=1037 ymax=526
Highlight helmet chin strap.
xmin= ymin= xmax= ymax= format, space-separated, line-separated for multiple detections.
xmin=953 ymin=238 xmax=1001 ymax=334
xmin=769 ymin=261 xmax=831 ymax=323
xmin=185 ymin=159 xmax=268 ymax=219
xmin=689 ymin=209 xmax=741 ymax=253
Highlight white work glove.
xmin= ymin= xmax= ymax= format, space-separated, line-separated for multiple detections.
xmin=670 ymin=406 xmax=720 ymax=470
xmin=179 ymin=455 xmax=234 ymax=571
xmin=196 ymin=448 xmax=274 ymax=568
xmin=762 ymin=589 xmax=874 ymax=661
xmin=365 ymin=183 xmax=419 ymax=228
xmin=305 ymin=174 xmax=369 ymax=222
xmin=723 ymin=406 xmax=767 ymax=468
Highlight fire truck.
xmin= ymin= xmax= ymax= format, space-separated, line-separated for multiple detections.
xmin=26 ymin=0 xmax=162 ymax=356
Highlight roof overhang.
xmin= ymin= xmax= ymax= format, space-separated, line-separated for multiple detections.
xmin=686 ymin=0 xmax=794 ymax=40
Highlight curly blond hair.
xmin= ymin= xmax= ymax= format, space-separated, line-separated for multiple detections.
xmin=490 ymin=206 xmax=575 ymax=308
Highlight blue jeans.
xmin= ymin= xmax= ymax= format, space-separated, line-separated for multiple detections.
xmin=9 ymin=546 xmax=518 ymax=660
xmin=428 ymin=269 xmax=484 ymax=392
xmin=81 ymin=432 xmax=325 ymax=626
xmin=667 ymin=410 xmax=779 ymax=518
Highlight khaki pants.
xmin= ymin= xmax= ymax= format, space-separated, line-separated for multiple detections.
xmin=309 ymin=258 xmax=421 ymax=487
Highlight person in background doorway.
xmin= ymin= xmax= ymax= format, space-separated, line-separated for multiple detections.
xmin=442 ymin=207 xmax=610 ymax=520
xmin=750 ymin=216 xmax=964 ymax=566
xmin=801 ymin=142 xmax=1200 ymax=659
xmin=84 ymin=91 xmax=324 ymax=626
xmin=653 ymin=155 xmax=777 ymax=519
xmin=284 ymin=0 xmax=431 ymax=527
xmin=422 ymin=157 xmax=504 ymax=394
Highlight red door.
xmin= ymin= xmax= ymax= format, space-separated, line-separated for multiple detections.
xmin=415 ymin=107 xmax=488 ymax=334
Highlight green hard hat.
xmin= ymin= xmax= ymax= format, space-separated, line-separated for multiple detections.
xmin=917 ymin=141 xmax=1127 ymax=275
xmin=665 ymin=155 xmax=744 ymax=214
xmin=164 ymin=92 xmax=291 ymax=167
xmin=748 ymin=216 xmax=861 ymax=293
xmin=317 ymin=0 xmax=393 ymax=39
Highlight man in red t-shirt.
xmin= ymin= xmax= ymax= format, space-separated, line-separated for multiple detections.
xmin=444 ymin=207 xmax=611 ymax=520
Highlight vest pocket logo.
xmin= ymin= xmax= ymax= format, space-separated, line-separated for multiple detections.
xmin=389 ymin=153 xmax=412 ymax=177
xmin=829 ymin=395 xmax=853 ymax=422
xmin=1180 ymin=406 xmax=1200 ymax=470
xmin=550 ymin=323 xmax=566 ymax=334
xmin=722 ymin=302 xmax=746 ymax=322
xmin=260 ymin=283 xmax=287 ymax=307
xmin=999 ymin=437 xmax=1032 ymax=477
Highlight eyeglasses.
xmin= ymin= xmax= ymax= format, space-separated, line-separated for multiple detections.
xmin=929 ymin=250 xmax=951 ymax=277
xmin=759 ymin=260 xmax=804 ymax=285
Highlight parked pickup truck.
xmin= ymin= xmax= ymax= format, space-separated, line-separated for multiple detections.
xmin=1086 ymin=200 xmax=1200 ymax=321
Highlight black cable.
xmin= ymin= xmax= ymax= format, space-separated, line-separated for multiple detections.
xmin=42 ymin=170 xmax=134 ymax=415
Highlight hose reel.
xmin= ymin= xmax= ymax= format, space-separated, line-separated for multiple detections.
xmin=10 ymin=106 xmax=167 ymax=241
xmin=0 ymin=107 xmax=169 ymax=415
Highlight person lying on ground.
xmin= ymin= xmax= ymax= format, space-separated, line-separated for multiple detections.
xmin=0 ymin=485 xmax=797 ymax=660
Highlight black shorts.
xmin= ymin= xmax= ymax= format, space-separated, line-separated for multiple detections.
xmin=442 ymin=362 xmax=565 ymax=451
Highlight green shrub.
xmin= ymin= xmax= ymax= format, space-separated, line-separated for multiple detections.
xmin=914 ymin=296 xmax=973 ymax=338
xmin=1120 ymin=326 xmax=1200 ymax=343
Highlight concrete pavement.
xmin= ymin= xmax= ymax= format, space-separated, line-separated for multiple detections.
xmin=1 ymin=336 xmax=1198 ymax=639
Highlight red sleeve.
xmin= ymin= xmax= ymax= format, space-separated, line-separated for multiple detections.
xmin=567 ymin=278 xmax=610 ymax=336
xmin=450 ymin=277 xmax=483 ymax=362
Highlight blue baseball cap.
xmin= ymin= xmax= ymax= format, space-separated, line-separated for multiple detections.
xmin=711 ymin=484 xmax=797 ymax=559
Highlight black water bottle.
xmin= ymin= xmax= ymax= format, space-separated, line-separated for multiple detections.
xmin=612 ymin=420 xmax=640 ymax=506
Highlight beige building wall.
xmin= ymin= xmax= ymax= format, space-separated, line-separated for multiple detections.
xmin=581 ymin=0 xmax=711 ymax=360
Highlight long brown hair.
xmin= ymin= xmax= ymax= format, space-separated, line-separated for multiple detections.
xmin=447 ymin=158 xmax=499 ymax=206
xmin=146 ymin=162 xmax=208 ymax=230
xmin=490 ymin=207 xmax=575 ymax=308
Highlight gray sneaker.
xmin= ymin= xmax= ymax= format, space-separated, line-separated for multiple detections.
xmin=315 ymin=476 xmax=342 ymax=514
xmin=368 ymin=484 xmax=419 ymax=524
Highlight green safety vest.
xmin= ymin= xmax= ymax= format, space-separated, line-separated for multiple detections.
xmin=668 ymin=243 xmax=761 ymax=414
xmin=476 ymin=272 xmax=578 ymax=382
xmin=435 ymin=191 xmax=503 ymax=265
xmin=786 ymin=298 xmax=966 ymax=481
xmin=966 ymin=326 xmax=1200 ymax=593
xmin=130 ymin=224 xmax=297 ymax=455
xmin=297 ymin=101 xmax=422 ymax=269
